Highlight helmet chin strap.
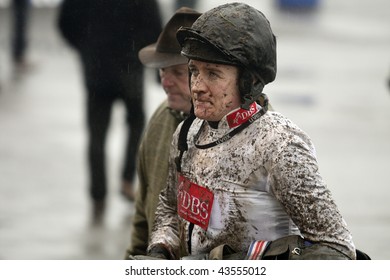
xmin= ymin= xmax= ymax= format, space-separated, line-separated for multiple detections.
xmin=175 ymin=86 xmax=269 ymax=172
xmin=240 ymin=79 xmax=265 ymax=110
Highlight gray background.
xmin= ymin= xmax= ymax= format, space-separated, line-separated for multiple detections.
xmin=0 ymin=0 xmax=389 ymax=259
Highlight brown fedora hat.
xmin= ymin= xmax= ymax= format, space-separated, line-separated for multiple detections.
xmin=138 ymin=7 xmax=201 ymax=68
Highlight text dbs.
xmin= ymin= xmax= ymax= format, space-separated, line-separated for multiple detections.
xmin=177 ymin=175 xmax=214 ymax=230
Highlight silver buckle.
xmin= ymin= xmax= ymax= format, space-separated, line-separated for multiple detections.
xmin=292 ymin=247 xmax=301 ymax=256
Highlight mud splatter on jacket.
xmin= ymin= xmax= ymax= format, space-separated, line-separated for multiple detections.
xmin=148 ymin=103 xmax=356 ymax=259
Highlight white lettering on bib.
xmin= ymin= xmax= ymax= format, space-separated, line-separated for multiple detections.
xmin=177 ymin=175 xmax=214 ymax=231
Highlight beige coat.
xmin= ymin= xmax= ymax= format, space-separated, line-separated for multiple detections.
xmin=125 ymin=100 xmax=185 ymax=258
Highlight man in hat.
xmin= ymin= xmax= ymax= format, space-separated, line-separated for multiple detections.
xmin=124 ymin=7 xmax=201 ymax=258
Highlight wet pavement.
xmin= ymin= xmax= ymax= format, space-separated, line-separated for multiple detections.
xmin=0 ymin=0 xmax=389 ymax=260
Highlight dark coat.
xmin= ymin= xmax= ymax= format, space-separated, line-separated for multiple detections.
xmin=57 ymin=0 xmax=162 ymax=63
xmin=56 ymin=0 xmax=163 ymax=198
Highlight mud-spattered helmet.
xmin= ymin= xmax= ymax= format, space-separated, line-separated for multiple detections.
xmin=176 ymin=2 xmax=276 ymax=109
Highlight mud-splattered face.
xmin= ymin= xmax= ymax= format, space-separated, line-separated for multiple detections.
xmin=159 ymin=64 xmax=192 ymax=114
xmin=188 ymin=60 xmax=241 ymax=121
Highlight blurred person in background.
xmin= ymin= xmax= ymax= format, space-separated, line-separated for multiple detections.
xmin=57 ymin=0 xmax=162 ymax=225
xmin=11 ymin=0 xmax=32 ymax=72
xmin=124 ymin=7 xmax=201 ymax=258
xmin=388 ymin=67 xmax=390 ymax=92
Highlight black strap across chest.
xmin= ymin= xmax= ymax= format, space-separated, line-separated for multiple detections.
xmin=175 ymin=107 xmax=266 ymax=172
